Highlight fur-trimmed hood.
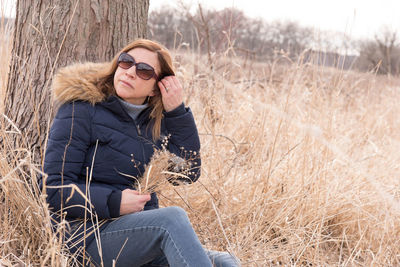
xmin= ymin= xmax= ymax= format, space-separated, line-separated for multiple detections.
xmin=51 ymin=62 xmax=112 ymax=105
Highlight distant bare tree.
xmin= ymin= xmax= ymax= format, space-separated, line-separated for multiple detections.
xmin=357 ymin=27 xmax=400 ymax=75
xmin=148 ymin=7 xmax=179 ymax=48
xmin=267 ymin=21 xmax=313 ymax=59
xmin=209 ymin=8 xmax=246 ymax=52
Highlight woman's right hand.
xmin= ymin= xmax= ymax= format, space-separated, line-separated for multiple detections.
xmin=120 ymin=189 xmax=151 ymax=215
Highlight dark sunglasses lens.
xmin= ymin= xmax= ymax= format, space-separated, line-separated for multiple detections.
xmin=118 ymin=53 xmax=134 ymax=69
xmin=136 ymin=63 xmax=155 ymax=80
xmin=117 ymin=53 xmax=157 ymax=80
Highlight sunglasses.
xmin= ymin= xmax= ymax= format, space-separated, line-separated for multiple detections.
xmin=117 ymin=52 xmax=159 ymax=81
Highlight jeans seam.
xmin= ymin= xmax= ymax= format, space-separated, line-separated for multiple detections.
xmin=100 ymin=225 xmax=190 ymax=267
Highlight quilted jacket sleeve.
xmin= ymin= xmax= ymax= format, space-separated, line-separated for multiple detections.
xmin=43 ymin=102 xmax=121 ymax=219
xmin=163 ymin=103 xmax=201 ymax=182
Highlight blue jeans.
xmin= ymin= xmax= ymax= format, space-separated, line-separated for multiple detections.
xmin=85 ymin=206 xmax=239 ymax=267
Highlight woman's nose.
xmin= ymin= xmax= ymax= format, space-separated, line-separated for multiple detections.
xmin=125 ymin=65 xmax=136 ymax=78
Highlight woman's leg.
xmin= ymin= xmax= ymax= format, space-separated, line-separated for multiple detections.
xmin=85 ymin=206 xmax=213 ymax=267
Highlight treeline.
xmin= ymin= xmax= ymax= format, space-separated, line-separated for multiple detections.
xmin=148 ymin=5 xmax=400 ymax=75
xmin=148 ymin=5 xmax=314 ymax=61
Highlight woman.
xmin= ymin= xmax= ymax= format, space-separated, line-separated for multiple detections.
xmin=43 ymin=39 xmax=239 ymax=266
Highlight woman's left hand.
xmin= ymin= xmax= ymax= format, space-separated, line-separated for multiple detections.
xmin=158 ymin=76 xmax=183 ymax=112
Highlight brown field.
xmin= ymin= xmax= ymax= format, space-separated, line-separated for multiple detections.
xmin=1 ymin=16 xmax=400 ymax=267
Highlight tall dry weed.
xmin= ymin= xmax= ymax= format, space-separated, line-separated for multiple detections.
xmin=1 ymin=20 xmax=400 ymax=266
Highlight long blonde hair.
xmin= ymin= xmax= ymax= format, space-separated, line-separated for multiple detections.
xmin=97 ymin=39 xmax=175 ymax=141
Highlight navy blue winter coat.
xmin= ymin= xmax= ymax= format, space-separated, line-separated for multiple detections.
xmin=42 ymin=63 xmax=201 ymax=253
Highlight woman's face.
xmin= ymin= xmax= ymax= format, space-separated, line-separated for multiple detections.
xmin=114 ymin=47 xmax=160 ymax=105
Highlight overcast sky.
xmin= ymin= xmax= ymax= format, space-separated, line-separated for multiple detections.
xmin=2 ymin=0 xmax=398 ymax=40
xmin=150 ymin=0 xmax=400 ymax=40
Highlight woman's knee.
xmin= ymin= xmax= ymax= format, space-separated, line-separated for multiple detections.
xmin=156 ymin=206 xmax=191 ymax=228
xmin=162 ymin=206 xmax=188 ymax=218
xmin=109 ymin=206 xmax=192 ymax=234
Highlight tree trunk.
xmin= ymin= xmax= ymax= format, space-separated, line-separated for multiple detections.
xmin=5 ymin=0 xmax=149 ymax=162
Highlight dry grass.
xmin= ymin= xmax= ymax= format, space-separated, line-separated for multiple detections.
xmin=2 ymin=17 xmax=400 ymax=267
xmin=0 ymin=138 xmax=72 ymax=266
xmin=166 ymin=52 xmax=400 ymax=266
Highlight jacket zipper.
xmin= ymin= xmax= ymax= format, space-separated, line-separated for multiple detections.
xmin=135 ymin=122 xmax=141 ymax=136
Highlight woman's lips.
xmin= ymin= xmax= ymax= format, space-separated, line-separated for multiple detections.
xmin=120 ymin=80 xmax=133 ymax=88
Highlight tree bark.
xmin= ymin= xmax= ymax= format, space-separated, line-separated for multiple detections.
xmin=5 ymin=0 xmax=149 ymax=162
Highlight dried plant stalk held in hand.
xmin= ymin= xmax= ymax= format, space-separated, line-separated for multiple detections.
xmin=135 ymin=149 xmax=193 ymax=194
